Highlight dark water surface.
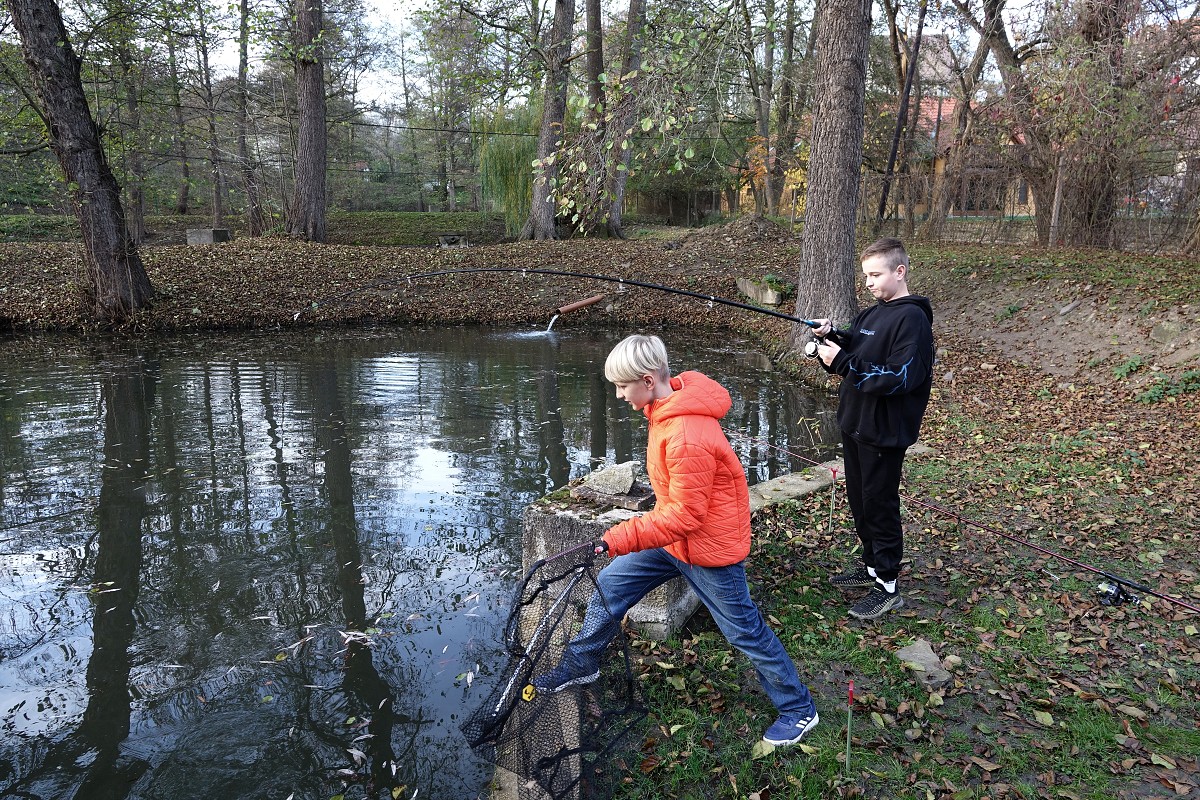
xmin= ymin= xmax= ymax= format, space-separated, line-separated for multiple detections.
xmin=0 ymin=325 xmax=836 ymax=800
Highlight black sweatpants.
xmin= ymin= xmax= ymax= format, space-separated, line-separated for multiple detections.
xmin=841 ymin=432 xmax=906 ymax=583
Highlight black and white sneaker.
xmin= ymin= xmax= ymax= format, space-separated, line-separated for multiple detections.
xmin=829 ymin=566 xmax=875 ymax=589
xmin=848 ymin=582 xmax=904 ymax=620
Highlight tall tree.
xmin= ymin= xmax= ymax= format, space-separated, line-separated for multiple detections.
xmin=7 ymin=0 xmax=153 ymax=321
xmin=737 ymin=0 xmax=777 ymax=215
xmin=237 ymin=0 xmax=267 ymax=235
xmin=604 ymin=0 xmax=647 ymax=237
xmin=193 ymin=0 xmax=227 ymax=227
xmin=163 ymin=12 xmax=192 ymax=215
xmin=288 ymin=0 xmax=328 ymax=241
xmin=791 ymin=0 xmax=872 ymax=345
xmin=522 ymin=0 xmax=575 ymax=239
xmin=918 ymin=10 xmax=996 ymax=241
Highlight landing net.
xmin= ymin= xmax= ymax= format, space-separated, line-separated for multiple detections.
xmin=461 ymin=543 xmax=646 ymax=800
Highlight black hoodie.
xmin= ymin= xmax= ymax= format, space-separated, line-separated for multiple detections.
xmin=823 ymin=294 xmax=934 ymax=449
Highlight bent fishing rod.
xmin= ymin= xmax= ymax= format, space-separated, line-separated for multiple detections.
xmin=726 ymin=430 xmax=1200 ymax=615
xmin=293 ymin=266 xmax=826 ymax=329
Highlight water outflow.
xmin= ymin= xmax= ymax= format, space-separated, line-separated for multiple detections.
xmin=546 ymin=314 xmax=559 ymax=332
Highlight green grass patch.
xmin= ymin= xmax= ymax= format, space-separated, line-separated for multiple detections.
xmin=0 ymin=213 xmax=79 ymax=241
xmin=325 ymin=211 xmax=507 ymax=246
xmin=1136 ymin=369 xmax=1200 ymax=404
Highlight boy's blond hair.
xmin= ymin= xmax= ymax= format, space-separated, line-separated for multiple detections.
xmin=604 ymin=334 xmax=670 ymax=384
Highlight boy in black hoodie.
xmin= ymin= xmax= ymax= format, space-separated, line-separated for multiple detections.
xmin=811 ymin=238 xmax=934 ymax=619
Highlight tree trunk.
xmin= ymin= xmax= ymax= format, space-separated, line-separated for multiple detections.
xmin=919 ymin=15 xmax=994 ymax=241
xmin=738 ymin=0 xmax=775 ymax=216
xmin=165 ymin=19 xmax=190 ymax=215
xmin=768 ymin=0 xmax=812 ymax=213
xmin=874 ymin=0 xmax=926 ymax=235
xmin=521 ymin=0 xmax=575 ymax=240
xmin=118 ymin=42 xmax=146 ymax=244
xmin=790 ymin=0 xmax=872 ymax=349
xmin=194 ymin=0 xmax=226 ymax=228
xmin=288 ymin=0 xmax=328 ymax=241
xmin=7 ymin=0 xmax=153 ymax=321
xmin=399 ymin=36 xmax=427 ymax=212
xmin=605 ymin=0 xmax=646 ymax=239
xmin=585 ymin=0 xmax=604 ymax=115
xmin=238 ymin=0 xmax=267 ymax=235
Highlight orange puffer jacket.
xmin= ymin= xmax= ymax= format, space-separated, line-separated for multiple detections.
xmin=602 ymin=371 xmax=751 ymax=567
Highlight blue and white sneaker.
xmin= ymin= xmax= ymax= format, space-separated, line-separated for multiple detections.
xmin=762 ymin=710 xmax=819 ymax=747
xmin=532 ymin=657 xmax=600 ymax=694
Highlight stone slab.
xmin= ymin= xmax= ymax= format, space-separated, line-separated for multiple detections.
xmin=186 ymin=228 xmax=232 ymax=245
xmin=569 ymin=482 xmax=655 ymax=511
xmin=895 ymin=638 xmax=954 ymax=689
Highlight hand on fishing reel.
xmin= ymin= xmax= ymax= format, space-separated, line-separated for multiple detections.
xmin=801 ymin=318 xmax=842 ymax=364
xmin=593 ymin=540 xmax=610 ymax=556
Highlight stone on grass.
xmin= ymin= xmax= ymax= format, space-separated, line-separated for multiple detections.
xmin=895 ymin=639 xmax=953 ymax=690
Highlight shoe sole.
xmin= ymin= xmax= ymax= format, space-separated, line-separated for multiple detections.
xmin=847 ymin=595 xmax=905 ymax=620
xmin=535 ymin=671 xmax=600 ymax=694
xmin=762 ymin=711 xmax=820 ymax=747
xmin=829 ymin=578 xmax=875 ymax=589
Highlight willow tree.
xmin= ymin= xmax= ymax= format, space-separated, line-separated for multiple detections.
xmin=479 ymin=109 xmax=538 ymax=238
xmin=7 ymin=0 xmax=153 ymax=321
xmin=790 ymin=0 xmax=872 ymax=345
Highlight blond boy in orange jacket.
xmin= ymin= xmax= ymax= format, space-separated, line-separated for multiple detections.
xmin=534 ymin=335 xmax=819 ymax=747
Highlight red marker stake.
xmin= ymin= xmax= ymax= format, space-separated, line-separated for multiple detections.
xmin=845 ymin=680 xmax=854 ymax=779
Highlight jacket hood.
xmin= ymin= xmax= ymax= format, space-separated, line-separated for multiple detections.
xmin=646 ymin=370 xmax=731 ymax=423
xmin=884 ymin=294 xmax=934 ymax=323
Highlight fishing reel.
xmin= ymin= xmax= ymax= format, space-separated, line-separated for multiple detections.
xmin=1096 ymin=580 xmax=1140 ymax=606
xmin=803 ymin=340 xmax=821 ymax=359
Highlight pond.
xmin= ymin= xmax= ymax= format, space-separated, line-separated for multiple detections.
xmin=0 ymin=324 xmax=837 ymax=800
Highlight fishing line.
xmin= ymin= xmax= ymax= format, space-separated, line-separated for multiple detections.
xmin=293 ymin=266 xmax=820 ymax=328
xmin=727 ymin=429 xmax=1200 ymax=615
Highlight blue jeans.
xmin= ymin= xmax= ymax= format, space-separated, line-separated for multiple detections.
xmin=564 ymin=547 xmax=815 ymax=716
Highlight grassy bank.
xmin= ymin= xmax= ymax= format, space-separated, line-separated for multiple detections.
xmin=610 ymin=385 xmax=1199 ymax=798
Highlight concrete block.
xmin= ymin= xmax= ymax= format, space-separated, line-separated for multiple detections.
xmin=736 ymin=276 xmax=782 ymax=306
xmin=521 ymin=497 xmax=699 ymax=642
xmin=186 ymin=228 xmax=233 ymax=245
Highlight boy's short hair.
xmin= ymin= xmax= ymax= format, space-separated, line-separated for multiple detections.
xmin=860 ymin=237 xmax=908 ymax=271
xmin=605 ymin=334 xmax=670 ymax=383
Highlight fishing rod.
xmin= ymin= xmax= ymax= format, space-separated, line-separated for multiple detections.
xmin=726 ymin=430 xmax=1200 ymax=615
xmin=294 ymin=266 xmax=824 ymax=328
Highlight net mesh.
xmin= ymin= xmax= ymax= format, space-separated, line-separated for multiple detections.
xmin=461 ymin=543 xmax=645 ymax=800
